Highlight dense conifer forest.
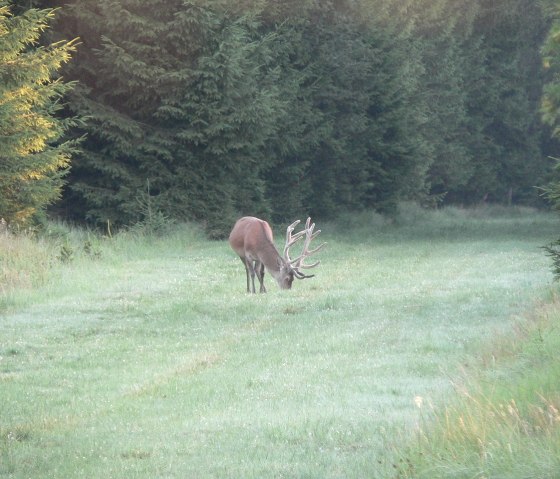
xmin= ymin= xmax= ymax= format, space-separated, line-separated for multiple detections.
xmin=2 ymin=0 xmax=560 ymax=236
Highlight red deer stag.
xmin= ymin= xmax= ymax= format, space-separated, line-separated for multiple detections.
xmin=229 ymin=216 xmax=325 ymax=293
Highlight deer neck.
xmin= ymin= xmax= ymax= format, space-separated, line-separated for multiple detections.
xmin=258 ymin=240 xmax=286 ymax=278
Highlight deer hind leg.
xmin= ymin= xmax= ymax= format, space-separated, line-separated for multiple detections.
xmin=242 ymin=258 xmax=257 ymax=293
xmin=255 ymin=261 xmax=266 ymax=293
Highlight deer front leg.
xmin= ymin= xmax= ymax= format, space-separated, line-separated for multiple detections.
xmin=255 ymin=262 xmax=267 ymax=293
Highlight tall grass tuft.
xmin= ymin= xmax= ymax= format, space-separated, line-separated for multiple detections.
xmin=398 ymin=297 xmax=560 ymax=478
xmin=0 ymin=230 xmax=53 ymax=297
xmin=0 ymin=222 xmax=108 ymax=311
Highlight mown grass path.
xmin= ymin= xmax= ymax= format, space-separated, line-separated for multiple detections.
xmin=1 ymin=208 xmax=558 ymax=478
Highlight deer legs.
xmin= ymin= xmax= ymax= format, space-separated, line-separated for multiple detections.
xmin=242 ymin=258 xmax=266 ymax=293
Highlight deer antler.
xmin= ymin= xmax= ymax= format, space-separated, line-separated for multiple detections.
xmin=283 ymin=219 xmax=305 ymax=260
xmin=284 ymin=217 xmax=326 ymax=278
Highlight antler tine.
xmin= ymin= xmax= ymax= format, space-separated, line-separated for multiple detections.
xmin=287 ymin=220 xmax=305 ymax=243
xmin=287 ymin=219 xmax=301 ymax=232
xmin=297 ymin=242 xmax=326 ymax=268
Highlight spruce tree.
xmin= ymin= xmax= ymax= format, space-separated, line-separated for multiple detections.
xmin=53 ymin=0 xmax=552 ymax=235
xmin=263 ymin=3 xmax=430 ymax=220
xmin=407 ymin=0 xmax=479 ymax=203
xmin=0 ymin=3 xmax=77 ymax=225
xmin=60 ymin=0 xmax=283 ymax=236
xmin=541 ymin=0 xmax=560 ymax=281
xmin=542 ymin=0 xmax=560 ymax=137
xmin=460 ymin=0 xmax=549 ymax=205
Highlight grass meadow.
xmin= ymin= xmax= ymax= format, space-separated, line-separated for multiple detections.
xmin=1 ymin=205 xmax=559 ymax=478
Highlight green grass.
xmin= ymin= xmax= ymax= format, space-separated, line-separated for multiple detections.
xmin=0 ymin=205 xmax=558 ymax=478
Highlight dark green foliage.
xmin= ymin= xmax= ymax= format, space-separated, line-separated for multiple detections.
xmin=59 ymin=0 xmax=436 ymax=234
xmin=543 ymin=238 xmax=560 ymax=280
xmin=263 ymin=8 xmax=429 ymax=221
xmin=460 ymin=0 xmax=549 ymax=205
xmin=0 ymin=3 xmax=78 ymax=226
xmin=43 ymin=0 xmax=554 ymax=236
xmin=415 ymin=1 xmax=479 ymax=201
xmin=407 ymin=0 xmax=549 ymax=206
xmin=542 ymin=0 xmax=560 ymax=136
xmin=312 ymin=13 xmax=427 ymax=215
xmin=541 ymin=1 xmax=560 ymax=279
xmin=61 ymin=1 xmax=284 ymax=236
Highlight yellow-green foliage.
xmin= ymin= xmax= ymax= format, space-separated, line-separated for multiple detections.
xmin=0 ymin=3 xmax=78 ymax=226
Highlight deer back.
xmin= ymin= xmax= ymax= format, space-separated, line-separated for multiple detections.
xmin=228 ymin=217 xmax=279 ymax=265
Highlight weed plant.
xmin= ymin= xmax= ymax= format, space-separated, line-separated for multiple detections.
xmin=0 ymin=206 xmax=558 ymax=478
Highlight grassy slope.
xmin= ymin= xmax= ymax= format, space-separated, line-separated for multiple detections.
xmin=0 ymin=206 xmax=558 ymax=478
